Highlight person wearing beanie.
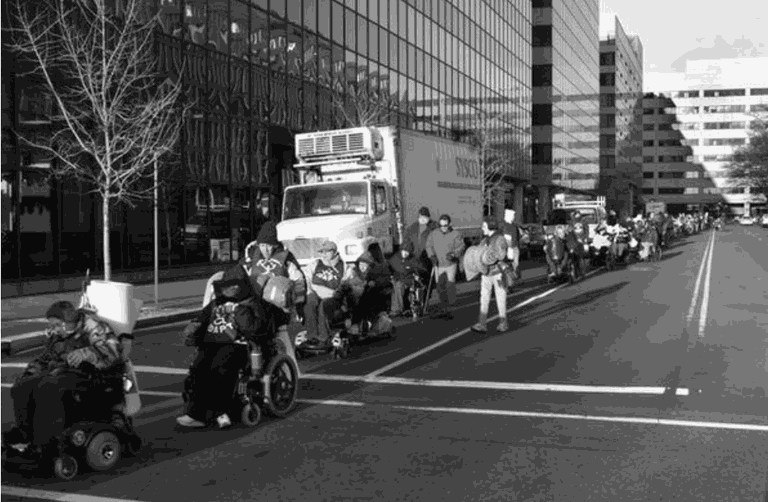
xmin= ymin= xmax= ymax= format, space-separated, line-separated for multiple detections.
xmin=6 ymin=301 xmax=122 ymax=455
xmin=403 ymin=206 xmax=438 ymax=273
xmin=344 ymin=251 xmax=393 ymax=334
xmin=246 ymin=220 xmax=306 ymax=365
xmin=425 ymin=214 xmax=465 ymax=320
xmin=471 ymin=218 xmax=510 ymax=334
xmin=388 ymin=240 xmax=429 ymax=316
xmin=177 ymin=274 xmax=273 ymax=428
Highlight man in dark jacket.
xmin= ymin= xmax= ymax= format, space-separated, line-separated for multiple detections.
xmin=471 ymin=218 xmax=510 ymax=334
xmin=347 ymin=251 xmax=392 ymax=334
xmin=389 ymin=241 xmax=429 ymax=316
xmin=403 ymin=207 xmax=438 ymax=268
xmin=6 ymin=301 xmax=122 ymax=454
xmin=178 ymin=274 xmax=272 ymax=428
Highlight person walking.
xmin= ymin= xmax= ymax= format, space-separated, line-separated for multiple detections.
xmin=425 ymin=214 xmax=465 ymax=320
xmin=471 ymin=218 xmax=509 ymax=334
xmin=404 ymin=206 xmax=438 ymax=269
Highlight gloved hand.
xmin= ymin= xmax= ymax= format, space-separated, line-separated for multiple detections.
xmin=66 ymin=349 xmax=88 ymax=368
xmin=182 ymin=322 xmax=201 ymax=347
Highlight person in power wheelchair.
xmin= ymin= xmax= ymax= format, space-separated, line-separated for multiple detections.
xmin=389 ymin=241 xmax=430 ymax=319
xmin=345 ymin=251 xmax=395 ymax=337
xmin=3 ymin=301 xmax=136 ymax=474
xmin=177 ymin=274 xmax=273 ymax=429
xmin=295 ymin=240 xmax=349 ymax=352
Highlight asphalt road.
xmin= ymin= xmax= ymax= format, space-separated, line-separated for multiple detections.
xmin=2 ymin=225 xmax=767 ymax=502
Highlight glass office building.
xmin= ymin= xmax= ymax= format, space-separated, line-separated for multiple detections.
xmin=2 ymin=0 xmax=532 ymax=286
xmin=531 ymin=0 xmax=600 ymax=222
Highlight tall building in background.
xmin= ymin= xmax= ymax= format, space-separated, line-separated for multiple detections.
xmin=598 ymin=16 xmax=643 ymax=219
xmin=2 ymin=0 xmax=533 ymax=289
xmin=531 ymin=0 xmax=601 ymax=223
xmin=644 ymin=58 xmax=768 ymax=216
xmin=641 ymin=93 xmax=721 ymax=215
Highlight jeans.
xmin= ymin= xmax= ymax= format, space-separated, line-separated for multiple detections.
xmin=478 ymin=274 xmax=507 ymax=324
xmin=433 ymin=264 xmax=457 ymax=310
xmin=390 ymin=280 xmax=405 ymax=314
xmin=11 ymin=369 xmax=93 ymax=447
xmin=186 ymin=344 xmax=248 ymax=422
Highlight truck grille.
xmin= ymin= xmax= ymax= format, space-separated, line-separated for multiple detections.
xmin=283 ymin=238 xmax=326 ymax=261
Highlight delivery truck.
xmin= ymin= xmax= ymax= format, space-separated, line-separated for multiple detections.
xmin=276 ymin=126 xmax=484 ymax=266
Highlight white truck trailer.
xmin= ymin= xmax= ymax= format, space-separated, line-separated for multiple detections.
xmin=276 ymin=126 xmax=484 ymax=266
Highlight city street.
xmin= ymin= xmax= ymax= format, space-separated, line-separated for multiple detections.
xmin=2 ymin=226 xmax=767 ymax=501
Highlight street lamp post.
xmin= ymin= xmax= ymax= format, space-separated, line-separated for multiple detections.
xmin=154 ymin=160 xmax=159 ymax=308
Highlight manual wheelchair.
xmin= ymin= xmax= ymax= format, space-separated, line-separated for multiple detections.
xmin=182 ymin=337 xmax=300 ymax=428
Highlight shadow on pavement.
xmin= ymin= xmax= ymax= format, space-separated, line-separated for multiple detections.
xmin=659 ymin=250 xmax=683 ymax=262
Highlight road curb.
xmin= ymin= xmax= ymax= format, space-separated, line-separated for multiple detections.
xmin=1 ymin=309 xmax=200 ymax=356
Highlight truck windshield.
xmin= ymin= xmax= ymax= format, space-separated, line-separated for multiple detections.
xmin=283 ymin=182 xmax=369 ymax=220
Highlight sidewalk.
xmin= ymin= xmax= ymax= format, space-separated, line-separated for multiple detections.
xmin=1 ymin=258 xmax=551 ymax=355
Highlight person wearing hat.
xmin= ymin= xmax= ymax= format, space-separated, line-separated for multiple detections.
xmin=403 ymin=206 xmax=438 ymax=269
xmin=388 ymin=240 xmax=429 ymax=316
xmin=6 ymin=301 xmax=122 ymax=455
xmin=177 ymin=273 xmax=272 ymax=428
xmin=297 ymin=240 xmax=350 ymax=349
xmin=346 ymin=251 xmax=393 ymax=334
xmin=246 ymin=221 xmax=306 ymax=364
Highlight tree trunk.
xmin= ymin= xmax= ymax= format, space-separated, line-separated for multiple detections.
xmin=102 ymin=194 xmax=111 ymax=281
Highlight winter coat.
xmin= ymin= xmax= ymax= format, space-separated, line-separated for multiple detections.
xmin=480 ymin=232 xmax=508 ymax=276
xmin=191 ymin=296 xmax=273 ymax=346
xmin=425 ymin=226 xmax=466 ymax=267
xmin=403 ymin=220 xmax=439 ymax=260
xmin=389 ymin=252 xmax=429 ymax=283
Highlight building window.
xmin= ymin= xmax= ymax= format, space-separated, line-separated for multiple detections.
xmin=658 ymin=188 xmax=685 ymax=195
xmin=685 ymin=171 xmax=700 ymax=179
xmin=658 ymin=155 xmax=686 ymax=162
xmin=675 ymin=90 xmax=700 ymax=98
xmin=600 ymin=73 xmax=615 ymax=86
xmin=642 ymin=188 xmax=655 ymax=195
xmin=677 ymin=106 xmax=700 ymax=114
xmin=532 ymin=143 xmax=553 ymax=165
xmin=681 ymin=139 xmax=699 ymax=147
xmin=751 ymin=88 xmax=768 ymax=96
xmin=600 ymin=52 xmax=615 ymax=66
xmin=532 ymin=26 xmax=551 ymax=47
xmin=643 ymin=108 xmax=655 ymax=115
xmin=600 ymin=94 xmax=615 ymax=107
xmin=532 ymin=65 xmax=552 ymax=87
xmin=703 ymin=105 xmax=746 ymax=114
xmin=600 ymin=114 xmax=615 ymax=127
xmin=532 ymin=0 xmax=553 ymax=7
xmin=600 ymin=156 xmax=615 ymax=169
xmin=751 ymin=104 xmax=768 ymax=112
xmin=658 ymin=172 xmax=685 ymax=179
xmin=643 ymin=124 xmax=655 ymax=131
xmin=600 ymin=135 xmax=615 ymax=148
xmin=643 ymin=140 xmax=655 ymax=147
xmin=703 ymin=121 xmax=747 ymax=130
xmin=703 ymin=89 xmax=745 ymax=97
xmin=532 ymin=104 xmax=552 ymax=126
xmin=702 ymin=138 xmax=746 ymax=146
xmin=643 ymin=171 xmax=654 ymax=178
xmin=684 ymin=187 xmax=700 ymax=194
xmin=658 ymin=140 xmax=678 ymax=147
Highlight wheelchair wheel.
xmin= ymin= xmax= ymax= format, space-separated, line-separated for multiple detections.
xmin=53 ymin=454 xmax=79 ymax=480
xmin=240 ymin=403 xmax=262 ymax=427
xmin=262 ymin=354 xmax=299 ymax=418
xmin=85 ymin=431 xmax=121 ymax=472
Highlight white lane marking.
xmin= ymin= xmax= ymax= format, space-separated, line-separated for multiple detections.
xmin=365 ymin=268 xmax=603 ymax=378
xmin=392 ymin=404 xmax=768 ymax=433
xmin=2 ymin=485 xmax=148 ymax=502
xmin=299 ymin=373 xmax=689 ymax=396
xmin=698 ymin=230 xmax=716 ymax=338
xmin=685 ymin=230 xmax=715 ymax=326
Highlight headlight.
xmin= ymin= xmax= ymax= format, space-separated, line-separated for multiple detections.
xmin=345 ymin=244 xmax=360 ymax=256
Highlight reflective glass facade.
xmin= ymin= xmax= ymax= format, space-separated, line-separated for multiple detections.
xmin=531 ymin=0 xmax=600 ymax=220
xmin=2 ymin=0 xmax=532 ymax=282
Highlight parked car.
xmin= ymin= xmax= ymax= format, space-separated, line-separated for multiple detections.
xmin=760 ymin=214 xmax=768 ymax=228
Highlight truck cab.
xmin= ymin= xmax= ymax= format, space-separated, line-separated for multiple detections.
xmin=277 ymin=127 xmax=400 ymax=266
xmin=545 ymin=196 xmax=607 ymax=239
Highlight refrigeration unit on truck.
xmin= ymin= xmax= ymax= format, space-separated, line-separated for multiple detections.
xmin=276 ymin=126 xmax=484 ymax=266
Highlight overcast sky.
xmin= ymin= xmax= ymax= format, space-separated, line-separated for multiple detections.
xmin=599 ymin=0 xmax=768 ymax=75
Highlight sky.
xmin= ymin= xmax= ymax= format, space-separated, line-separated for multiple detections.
xmin=599 ymin=0 xmax=768 ymax=79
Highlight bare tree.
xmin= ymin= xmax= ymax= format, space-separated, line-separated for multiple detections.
xmin=471 ymin=111 xmax=511 ymax=215
xmin=727 ymin=118 xmax=768 ymax=201
xmin=7 ymin=0 xmax=187 ymax=280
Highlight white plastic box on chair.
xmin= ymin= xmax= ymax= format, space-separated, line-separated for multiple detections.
xmin=79 ymin=280 xmax=144 ymax=416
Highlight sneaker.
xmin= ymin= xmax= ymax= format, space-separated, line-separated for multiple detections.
xmin=497 ymin=320 xmax=509 ymax=332
xmin=471 ymin=323 xmax=487 ymax=333
xmin=176 ymin=415 xmax=206 ymax=428
xmin=216 ymin=414 xmax=232 ymax=429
